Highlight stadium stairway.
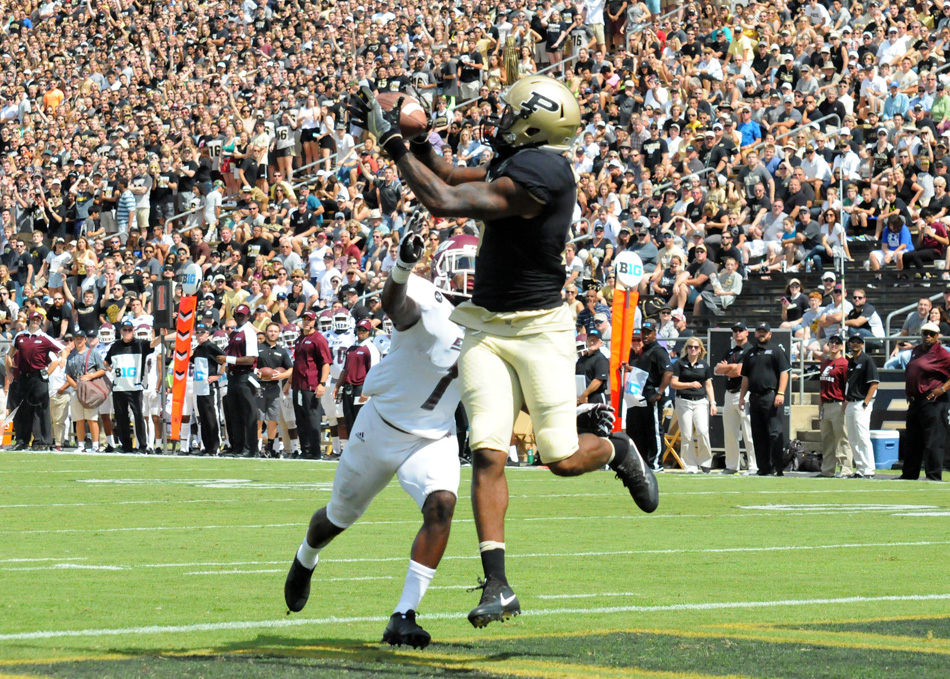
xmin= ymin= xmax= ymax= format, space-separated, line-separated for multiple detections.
xmin=691 ymin=239 xmax=938 ymax=347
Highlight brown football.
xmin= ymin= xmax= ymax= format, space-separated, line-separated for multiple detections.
xmin=259 ymin=367 xmax=280 ymax=381
xmin=377 ymin=91 xmax=429 ymax=140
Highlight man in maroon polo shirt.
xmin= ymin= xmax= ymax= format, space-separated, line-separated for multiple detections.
xmin=292 ymin=310 xmax=332 ymax=459
xmin=217 ymin=304 xmax=260 ymax=457
xmin=10 ymin=312 xmax=65 ymax=449
xmin=818 ymin=335 xmax=851 ymax=478
xmin=334 ymin=319 xmax=376 ymax=436
xmin=902 ymin=322 xmax=950 ymax=481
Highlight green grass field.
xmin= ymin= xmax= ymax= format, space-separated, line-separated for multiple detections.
xmin=1 ymin=451 xmax=948 ymax=679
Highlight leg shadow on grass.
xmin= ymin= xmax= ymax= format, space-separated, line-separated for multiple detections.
xmin=8 ymin=624 xmax=950 ymax=679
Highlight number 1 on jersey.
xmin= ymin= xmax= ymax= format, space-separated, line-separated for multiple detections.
xmin=421 ymin=363 xmax=458 ymax=411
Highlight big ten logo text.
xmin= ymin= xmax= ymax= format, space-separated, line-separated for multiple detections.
xmin=617 ymin=260 xmax=642 ymax=279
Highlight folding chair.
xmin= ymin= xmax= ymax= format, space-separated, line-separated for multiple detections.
xmin=512 ymin=411 xmax=536 ymax=462
xmin=662 ymin=411 xmax=685 ymax=470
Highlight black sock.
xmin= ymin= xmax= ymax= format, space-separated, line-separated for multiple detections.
xmin=480 ymin=548 xmax=507 ymax=585
xmin=608 ymin=434 xmax=629 ymax=470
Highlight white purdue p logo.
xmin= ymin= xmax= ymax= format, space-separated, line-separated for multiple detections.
xmin=521 ymin=92 xmax=560 ymax=115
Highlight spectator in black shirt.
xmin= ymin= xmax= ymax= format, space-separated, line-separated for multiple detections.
xmin=624 ymin=319 xmax=673 ymax=472
xmin=11 ymin=240 xmax=32 ymax=289
xmin=68 ymin=288 xmax=100 ymax=335
xmin=241 ymin=223 xmax=275 ymax=270
xmin=45 ymin=293 xmax=71 ymax=339
xmin=675 ymin=244 xmax=716 ymax=315
xmin=779 ymin=278 xmax=809 ymax=331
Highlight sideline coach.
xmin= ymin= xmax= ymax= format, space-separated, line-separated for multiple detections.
xmin=901 ymin=321 xmax=950 ymax=481
xmin=291 ymin=310 xmax=331 ymax=459
xmin=739 ymin=322 xmax=790 ymax=476
xmin=10 ymin=312 xmax=64 ymax=449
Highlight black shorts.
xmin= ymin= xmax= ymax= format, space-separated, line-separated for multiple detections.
xmin=257 ymin=165 xmax=269 ymax=181
xmin=259 ymin=390 xmax=282 ymax=421
xmin=274 ymin=146 xmax=293 ymax=158
xmin=301 ymin=128 xmax=319 ymax=143
xmin=318 ymin=135 xmax=337 ymax=152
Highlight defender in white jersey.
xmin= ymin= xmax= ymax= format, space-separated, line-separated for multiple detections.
xmin=321 ymin=309 xmax=356 ymax=457
xmin=285 ymin=232 xmax=470 ymax=649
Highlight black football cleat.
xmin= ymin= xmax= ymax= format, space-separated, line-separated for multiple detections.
xmin=609 ymin=433 xmax=659 ymax=513
xmin=284 ymin=556 xmax=314 ymax=613
xmin=382 ymin=610 xmax=431 ymax=649
xmin=467 ymin=576 xmax=521 ymax=628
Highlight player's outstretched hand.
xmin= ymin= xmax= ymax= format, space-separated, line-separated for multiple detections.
xmin=398 ymin=232 xmax=426 ymax=267
xmin=348 ymin=87 xmax=404 ymax=156
xmin=576 ymin=403 xmax=617 ymax=438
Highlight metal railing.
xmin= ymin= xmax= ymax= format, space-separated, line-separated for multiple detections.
xmin=884 ymin=292 xmax=945 ymax=356
xmin=626 ymin=7 xmax=682 ymax=51
xmin=449 ymin=52 xmax=580 ymax=114
xmin=653 ymin=167 xmax=717 ymax=195
xmin=792 ymin=331 xmax=933 ymax=402
xmin=173 ymin=146 xmax=356 ymax=237
xmin=773 ymin=114 xmax=842 ymax=144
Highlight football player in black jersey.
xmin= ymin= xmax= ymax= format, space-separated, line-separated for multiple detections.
xmin=351 ymin=76 xmax=659 ymax=629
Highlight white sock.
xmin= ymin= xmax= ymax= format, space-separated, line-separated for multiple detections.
xmin=291 ymin=439 xmax=300 ymax=454
xmin=107 ymin=434 xmax=115 ymax=447
xmin=339 ymin=438 xmax=348 ymax=453
xmin=91 ymin=442 xmax=99 ymax=452
xmin=76 ymin=442 xmax=85 ymax=452
xmin=394 ymin=560 xmax=436 ymax=615
xmin=331 ymin=436 xmax=341 ymax=454
xmin=296 ymin=540 xmax=323 ymax=570
xmin=181 ymin=431 xmax=190 ymax=450
xmin=508 ymin=445 xmax=518 ymax=462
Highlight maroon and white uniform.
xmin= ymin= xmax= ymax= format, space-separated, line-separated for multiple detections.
xmin=326 ymin=276 xmax=464 ymax=528
xmin=226 ymin=322 xmax=259 ymax=373
xmin=292 ymin=331 xmax=332 ymax=391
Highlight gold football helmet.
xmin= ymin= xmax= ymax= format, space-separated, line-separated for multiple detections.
xmin=492 ymin=76 xmax=581 ymax=152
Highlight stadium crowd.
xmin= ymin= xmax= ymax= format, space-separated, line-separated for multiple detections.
xmin=3 ymin=0 xmax=950 ymax=456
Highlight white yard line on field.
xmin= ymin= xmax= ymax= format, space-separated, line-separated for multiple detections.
xmin=2 ymin=540 xmax=948 ymax=574
xmin=0 ymin=557 xmax=87 ymax=563
xmin=0 ymin=498 xmax=301 ymax=509
xmin=0 ymin=507 xmax=944 ymax=534
xmin=2 ymin=593 xmax=950 ymax=642
xmin=534 ymin=592 xmax=644 ymax=599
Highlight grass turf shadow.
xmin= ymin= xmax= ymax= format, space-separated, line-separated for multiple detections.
xmin=9 ymin=627 xmax=950 ymax=679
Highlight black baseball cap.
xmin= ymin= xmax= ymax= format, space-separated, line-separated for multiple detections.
xmin=755 ymin=322 xmax=771 ymax=332
xmin=196 ymin=323 xmax=211 ymax=333
xmin=641 ymin=320 xmax=657 ymax=332
xmin=731 ymin=322 xmax=747 ymax=331
xmin=848 ymin=334 xmax=865 ymax=344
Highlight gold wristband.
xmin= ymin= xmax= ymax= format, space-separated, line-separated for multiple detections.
xmin=777 ymin=392 xmax=784 ymax=396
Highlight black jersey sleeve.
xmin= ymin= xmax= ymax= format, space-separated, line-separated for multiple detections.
xmin=497 ymin=149 xmax=573 ymax=206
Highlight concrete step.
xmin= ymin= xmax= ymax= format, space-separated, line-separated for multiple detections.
xmin=797 ymin=429 xmax=822 ymax=444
